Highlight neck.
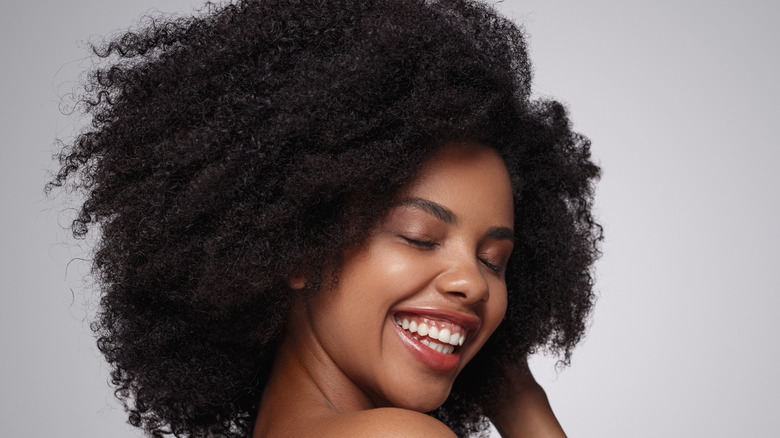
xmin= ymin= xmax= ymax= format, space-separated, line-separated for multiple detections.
xmin=255 ymin=297 xmax=378 ymax=431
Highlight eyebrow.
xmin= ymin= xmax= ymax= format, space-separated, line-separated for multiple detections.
xmin=399 ymin=198 xmax=457 ymax=224
xmin=398 ymin=197 xmax=515 ymax=242
xmin=486 ymin=226 xmax=515 ymax=242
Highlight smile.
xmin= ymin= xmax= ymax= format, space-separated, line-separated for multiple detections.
xmin=390 ymin=309 xmax=481 ymax=372
xmin=394 ymin=313 xmax=468 ymax=355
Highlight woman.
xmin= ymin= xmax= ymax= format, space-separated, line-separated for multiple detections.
xmin=49 ymin=0 xmax=601 ymax=437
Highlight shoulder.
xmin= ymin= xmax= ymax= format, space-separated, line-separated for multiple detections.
xmin=326 ymin=408 xmax=457 ymax=438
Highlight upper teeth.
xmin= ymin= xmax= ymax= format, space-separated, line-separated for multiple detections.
xmin=395 ymin=316 xmax=466 ymax=351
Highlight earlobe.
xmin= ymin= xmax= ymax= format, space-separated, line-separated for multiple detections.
xmin=288 ymin=275 xmax=306 ymax=290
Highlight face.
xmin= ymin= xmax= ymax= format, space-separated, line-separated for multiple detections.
xmin=296 ymin=142 xmax=514 ymax=412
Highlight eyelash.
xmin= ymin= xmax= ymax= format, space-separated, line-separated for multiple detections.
xmin=402 ymin=237 xmax=438 ymax=248
xmin=402 ymin=236 xmax=504 ymax=273
xmin=480 ymin=258 xmax=503 ymax=273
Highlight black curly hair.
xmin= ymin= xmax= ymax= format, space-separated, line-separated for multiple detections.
xmin=48 ymin=0 xmax=601 ymax=436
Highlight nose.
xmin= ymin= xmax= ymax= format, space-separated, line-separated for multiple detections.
xmin=433 ymin=251 xmax=490 ymax=305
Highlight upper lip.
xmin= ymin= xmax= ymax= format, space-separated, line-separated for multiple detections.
xmin=392 ymin=307 xmax=481 ymax=332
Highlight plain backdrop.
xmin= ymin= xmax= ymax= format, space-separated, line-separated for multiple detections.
xmin=2 ymin=1 xmax=778 ymax=437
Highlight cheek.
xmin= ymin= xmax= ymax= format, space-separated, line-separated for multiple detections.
xmin=357 ymin=243 xmax=436 ymax=295
xmin=484 ymin=284 xmax=508 ymax=335
xmin=458 ymin=285 xmax=507 ymax=368
xmin=315 ymin=245 xmax=433 ymax=324
xmin=371 ymin=242 xmax=429 ymax=276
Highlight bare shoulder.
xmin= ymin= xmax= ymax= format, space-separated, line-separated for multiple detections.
xmin=326 ymin=407 xmax=457 ymax=438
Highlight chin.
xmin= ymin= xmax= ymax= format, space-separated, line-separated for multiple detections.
xmin=390 ymin=384 xmax=452 ymax=413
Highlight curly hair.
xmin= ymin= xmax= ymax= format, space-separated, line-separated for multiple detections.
xmin=48 ymin=0 xmax=601 ymax=436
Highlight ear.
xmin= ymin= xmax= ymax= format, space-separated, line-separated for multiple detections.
xmin=288 ymin=274 xmax=306 ymax=290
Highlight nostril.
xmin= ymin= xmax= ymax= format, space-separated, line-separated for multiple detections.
xmin=446 ymin=290 xmax=468 ymax=299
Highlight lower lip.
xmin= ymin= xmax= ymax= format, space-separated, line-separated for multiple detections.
xmin=393 ymin=321 xmax=461 ymax=372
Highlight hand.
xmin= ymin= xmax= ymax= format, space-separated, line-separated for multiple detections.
xmin=486 ymin=358 xmax=567 ymax=438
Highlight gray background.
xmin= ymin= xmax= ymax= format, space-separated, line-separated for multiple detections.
xmin=2 ymin=0 xmax=778 ymax=436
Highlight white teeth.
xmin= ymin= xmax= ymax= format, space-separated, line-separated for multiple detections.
xmin=395 ymin=315 xmax=467 ymax=354
xmin=420 ymin=336 xmax=455 ymax=355
xmin=438 ymin=328 xmax=450 ymax=344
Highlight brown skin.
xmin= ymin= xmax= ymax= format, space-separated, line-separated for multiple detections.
xmin=254 ymin=143 xmax=564 ymax=437
xmin=488 ymin=360 xmax=567 ymax=438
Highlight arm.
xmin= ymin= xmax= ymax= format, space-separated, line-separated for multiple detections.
xmin=487 ymin=359 xmax=567 ymax=438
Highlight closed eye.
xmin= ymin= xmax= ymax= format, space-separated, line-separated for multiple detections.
xmin=401 ymin=236 xmax=438 ymax=248
xmin=479 ymin=257 xmax=503 ymax=273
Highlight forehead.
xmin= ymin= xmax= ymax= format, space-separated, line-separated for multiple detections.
xmin=402 ymin=142 xmax=514 ymax=227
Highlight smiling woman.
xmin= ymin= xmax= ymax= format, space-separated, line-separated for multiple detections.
xmin=263 ymin=144 xmax=514 ymax=425
xmin=48 ymin=0 xmax=601 ymax=437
